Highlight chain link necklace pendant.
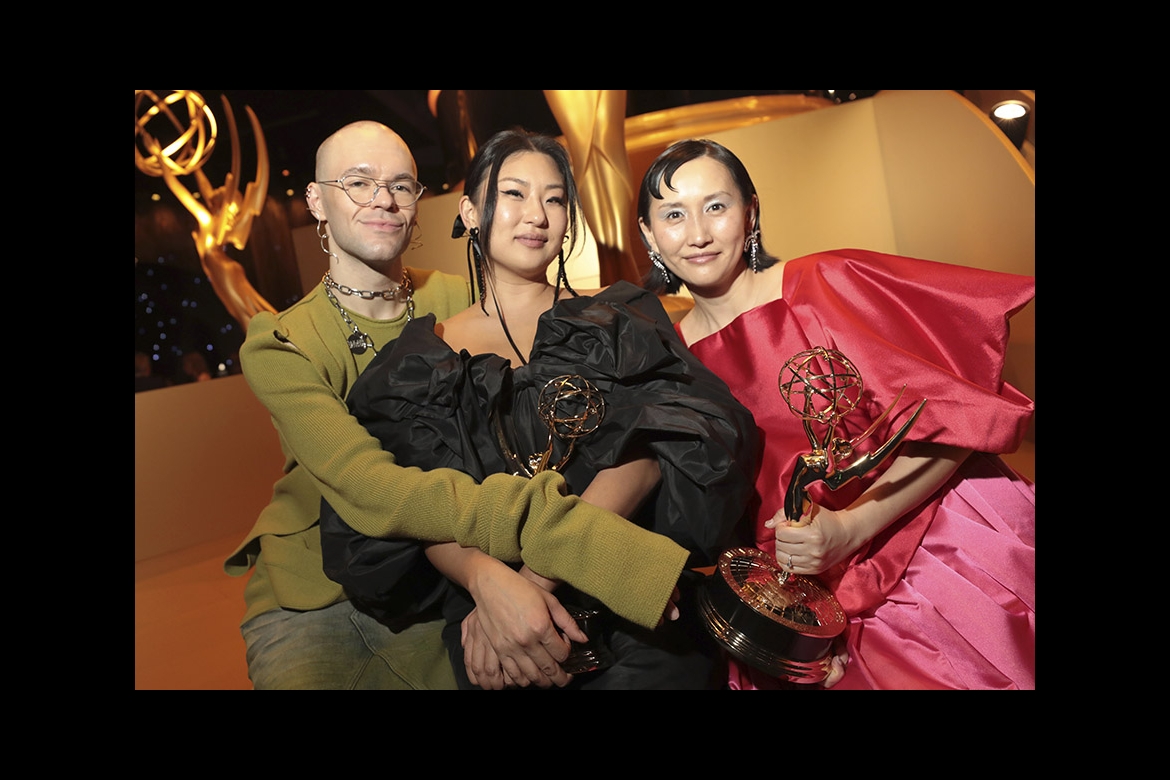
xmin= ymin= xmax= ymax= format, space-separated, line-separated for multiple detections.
xmin=347 ymin=331 xmax=375 ymax=355
xmin=324 ymin=284 xmax=376 ymax=355
xmin=322 ymin=270 xmax=414 ymax=356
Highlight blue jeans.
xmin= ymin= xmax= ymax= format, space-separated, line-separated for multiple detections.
xmin=242 ymin=602 xmax=457 ymax=690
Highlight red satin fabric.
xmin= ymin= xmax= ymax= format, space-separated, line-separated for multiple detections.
xmin=682 ymin=249 xmax=1036 ymax=689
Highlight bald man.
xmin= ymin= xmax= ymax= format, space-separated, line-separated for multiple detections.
xmin=225 ymin=122 xmax=690 ymax=689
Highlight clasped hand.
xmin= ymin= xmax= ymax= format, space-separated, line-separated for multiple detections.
xmin=462 ymin=561 xmax=585 ymax=690
xmin=462 ymin=560 xmax=682 ymax=690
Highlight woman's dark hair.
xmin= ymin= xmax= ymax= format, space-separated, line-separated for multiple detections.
xmin=457 ymin=127 xmax=581 ymax=260
xmin=636 ymin=138 xmax=780 ymax=294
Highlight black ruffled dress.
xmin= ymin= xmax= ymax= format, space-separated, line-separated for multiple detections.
xmin=320 ymin=282 xmax=759 ymax=689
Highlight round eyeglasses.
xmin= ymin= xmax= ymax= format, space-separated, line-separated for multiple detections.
xmin=317 ymin=174 xmax=426 ymax=207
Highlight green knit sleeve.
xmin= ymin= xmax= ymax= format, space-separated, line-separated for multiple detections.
xmin=470 ymin=472 xmax=690 ymax=630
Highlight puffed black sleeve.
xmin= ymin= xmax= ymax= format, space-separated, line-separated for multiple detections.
xmin=518 ymin=282 xmax=760 ymax=567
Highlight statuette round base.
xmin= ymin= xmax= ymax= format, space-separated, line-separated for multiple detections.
xmin=699 ymin=547 xmax=846 ymax=684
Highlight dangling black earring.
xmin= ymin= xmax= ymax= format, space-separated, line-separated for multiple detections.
xmin=468 ymin=227 xmax=487 ymax=312
xmin=556 ymin=248 xmax=578 ymax=298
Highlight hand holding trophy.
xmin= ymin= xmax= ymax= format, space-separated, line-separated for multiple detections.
xmin=778 ymin=347 xmax=928 ymax=536
xmin=699 ymin=346 xmax=927 ymax=684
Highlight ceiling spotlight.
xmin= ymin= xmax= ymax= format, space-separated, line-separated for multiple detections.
xmin=822 ymin=90 xmax=880 ymax=104
xmin=989 ymin=99 xmax=1031 ymax=150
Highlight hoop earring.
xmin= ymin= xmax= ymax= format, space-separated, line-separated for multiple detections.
xmin=745 ymin=229 xmax=761 ymax=272
xmin=649 ymin=251 xmax=672 ymax=287
xmin=409 ymin=221 xmax=422 ymax=251
xmin=318 ymin=219 xmax=339 ymax=261
xmin=468 ymin=227 xmax=487 ymax=311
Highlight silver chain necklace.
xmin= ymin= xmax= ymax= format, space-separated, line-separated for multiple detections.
xmin=322 ymin=270 xmax=414 ymax=355
xmin=323 ymin=270 xmax=409 ymax=301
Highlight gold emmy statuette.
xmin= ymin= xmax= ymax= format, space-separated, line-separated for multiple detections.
xmin=530 ymin=374 xmax=605 ymax=476
xmin=497 ymin=374 xmax=613 ymax=674
xmin=498 ymin=374 xmax=606 ymax=479
xmin=135 ymin=90 xmax=276 ymax=329
xmin=699 ymin=346 xmax=927 ymax=683
xmin=777 ymin=347 xmax=927 ymax=530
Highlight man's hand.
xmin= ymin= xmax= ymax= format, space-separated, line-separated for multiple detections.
xmin=463 ymin=558 xmax=587 ymax=689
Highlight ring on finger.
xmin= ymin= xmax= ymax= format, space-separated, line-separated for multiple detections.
xmin=787 ymin=553 xmax=794 ymax=569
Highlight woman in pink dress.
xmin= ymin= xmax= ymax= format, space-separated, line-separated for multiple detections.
xmin=637 ymin=139 xmax=1035 ymax=690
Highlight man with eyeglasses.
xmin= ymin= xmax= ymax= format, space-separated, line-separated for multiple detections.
xmin=224 ymin=121 xmax=690 ymax=689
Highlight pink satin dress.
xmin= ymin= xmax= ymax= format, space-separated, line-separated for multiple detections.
xmin=680 ymin=249 xmax=1036 ymax=690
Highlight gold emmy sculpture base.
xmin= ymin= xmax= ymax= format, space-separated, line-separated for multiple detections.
xmin=699 ymin=547 xmax=846 ymax=684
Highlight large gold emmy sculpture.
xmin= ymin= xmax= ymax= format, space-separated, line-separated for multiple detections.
xmin=543 ymin=90 xmax=640 ymax=286
xmin=135 ymin=90 xmax=276 ymax=329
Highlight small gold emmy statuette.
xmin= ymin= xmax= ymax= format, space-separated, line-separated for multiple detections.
xmin=498 ymin=374 xmax=613 ymax=674
xmin=778 ymin=346 xmax=927 ymax=541
xmin=525 ymin=374 xmax=606 ymax=477
xmin=699 ymin=346 xmax=927 ymax=683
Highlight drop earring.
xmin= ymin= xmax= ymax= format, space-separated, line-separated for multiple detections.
xmin=745 ymin=229 xmax=761 ymax=272
xmin=556 ymin=248 xmax=577 ymax=298
xmin=468 ymin=227 xmax=487 ymax=311
xmin=649 ymin=251 xmax=672 ymax=287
